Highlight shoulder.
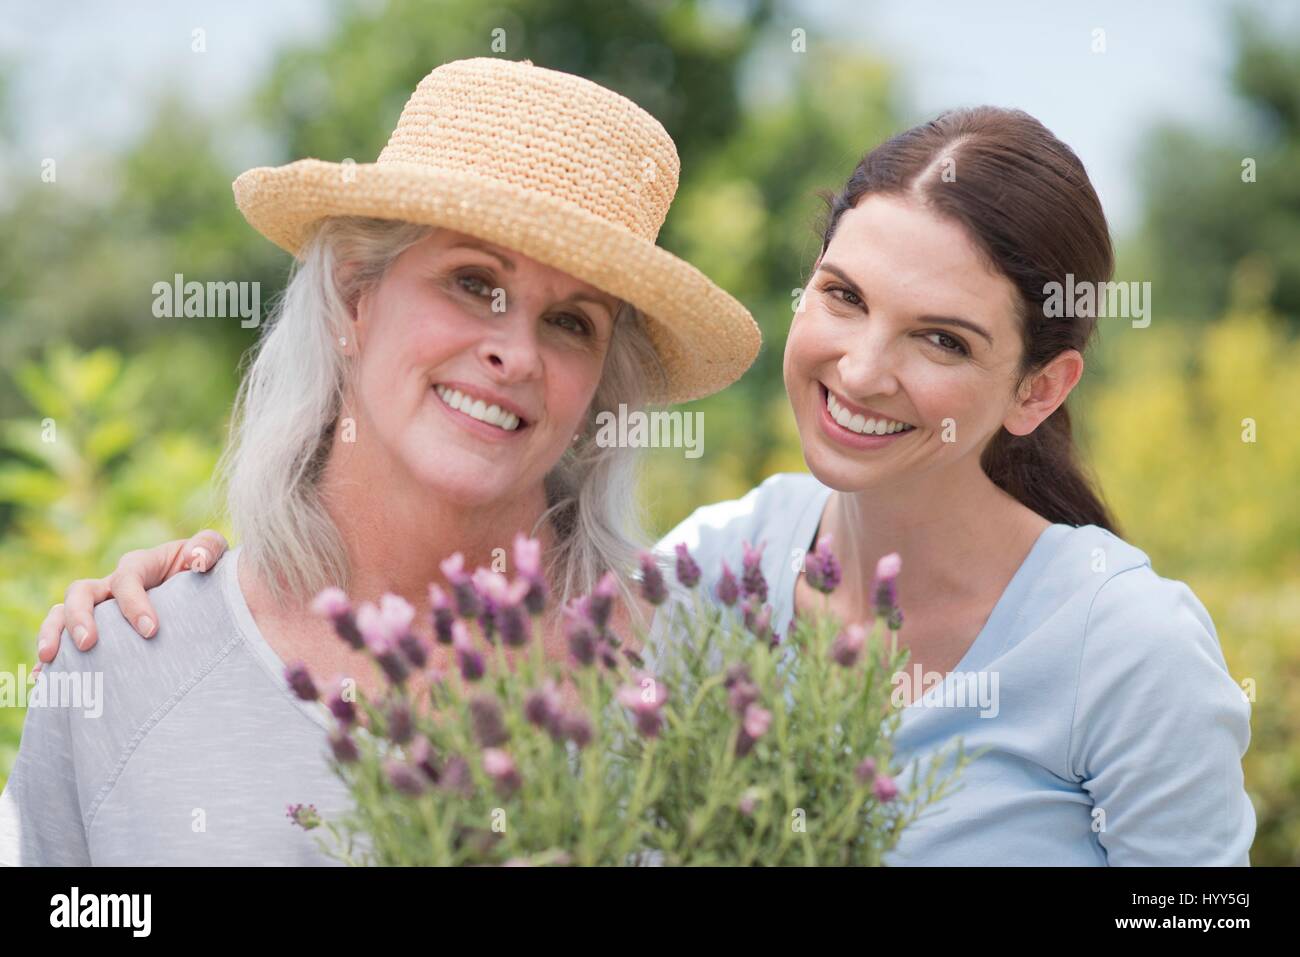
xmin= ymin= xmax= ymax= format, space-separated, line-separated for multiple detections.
xmin=43 ymin=553 xmax=248 ymax=750
xmin=1064 ymin=530 xmax=1247 ymax=764
xmin=82 ymin=554 xmax=244 ymax=684
xmin=654 ymin=472 xmax=831 ymax=567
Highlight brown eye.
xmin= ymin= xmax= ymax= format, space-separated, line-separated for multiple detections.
xmin=924 ymin=331 xmax=969 ymax=356
xmin=825 ymin=284 xmax=863 ymax=307
xmin=456 ymin=274 xmax=492 ymax=297
xmin=550 ymin=312 xmax=592 ymax=337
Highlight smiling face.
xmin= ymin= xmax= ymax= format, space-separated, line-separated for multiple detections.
xmin=785 ymin=192 xmax=1076 ymax=494
xmin=344 ymin=228 xmax=621 ymax=508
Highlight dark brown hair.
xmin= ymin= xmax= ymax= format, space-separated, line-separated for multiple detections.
xmin=819 ymin=105 xmax=1119 ymax=533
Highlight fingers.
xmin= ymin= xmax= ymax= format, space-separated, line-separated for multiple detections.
xmin=109 ymin=547 xmax=176 ymax=638
xmin=183 ymin=529 xmax=229 ymax=574
xmin=60 ymin=578 xmax=113 ymax=652
xmin=35 ymin=603 xmax=70 ymax=670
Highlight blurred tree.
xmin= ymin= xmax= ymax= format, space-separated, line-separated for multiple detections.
xmin=1135 ymin=8 xmax=1300 ymax=327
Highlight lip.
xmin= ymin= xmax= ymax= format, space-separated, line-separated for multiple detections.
xmin=432 ymin=382 xmax=532 ymax=441
xmin=816 ymin=382 xmax=917 ymax=450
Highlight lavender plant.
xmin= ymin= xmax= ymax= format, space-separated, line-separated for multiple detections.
xmin=285 ymin=534 xmax=972 ymax=865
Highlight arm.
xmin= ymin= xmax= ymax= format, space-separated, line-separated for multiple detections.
xmin=33 ymin=530 xmax=228 ymax=670
xmin=1068 ymin=567 xmax=1256 ymax=866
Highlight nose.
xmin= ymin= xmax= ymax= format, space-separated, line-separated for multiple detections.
xmin=836 ymin=323 xmax=901 ymax=400
xmin=478 ymin=311 xmax=544 ymax=384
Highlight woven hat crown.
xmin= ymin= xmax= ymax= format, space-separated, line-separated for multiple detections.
xmin=375 ymin=58 xmax=680 ymax=243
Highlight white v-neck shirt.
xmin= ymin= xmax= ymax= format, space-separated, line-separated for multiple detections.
xmin=651 ymin=472 xmax=1256 ymax=866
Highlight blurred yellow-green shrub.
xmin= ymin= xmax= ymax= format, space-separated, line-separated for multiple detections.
xmin=1085 ymin=307 xmax=1300 ymax=866
xmin=0 ymin=344 xmax=226 ymax=778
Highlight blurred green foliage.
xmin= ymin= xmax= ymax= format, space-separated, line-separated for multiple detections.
xmin=0 ymin=0 xmax=1296 ymax=864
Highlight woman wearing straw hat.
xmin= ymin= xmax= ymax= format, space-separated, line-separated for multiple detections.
xmin=0 ymin=58 xmax=758 ymax=865
xmin=23 ymin=83 xmax=1254 ymax=867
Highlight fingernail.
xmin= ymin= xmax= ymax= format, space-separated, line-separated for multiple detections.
xmin=31 ymin=662 xmax=42 ymax=675
xmin=138 ymin=616 xmax=155 ymax=637
xmin=37 ymin=637 xmax=53 ymax=659
xmin=190 ymin=547 xmax=210 ymax=573
xmin=73 ymin=625 xmax=88 ymax=649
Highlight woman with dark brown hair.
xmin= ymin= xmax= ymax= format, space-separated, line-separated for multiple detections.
xmin=660 ymin=106 xmax=1254 ymax=865
xmin=33 ymin=106 xmax=1255 ymax=866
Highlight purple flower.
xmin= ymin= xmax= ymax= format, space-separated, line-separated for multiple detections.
xmin=469 ymin=693 xmax=510 ymax=748
xmin=727 ymin=677 xmax=760 ymax=716
xmin=743 ymin=703 xmax=771 ymax=739
xmin=482 ymin=748 xmax=521 ymax=796
xmin=596 ymin=638 xmax=620 ymax=671
xmin=617 ymin=673 xmax=669 ymax=738
xmin=356 ymin=601 xmax=410 ymax=686
xmin=715 ymin=561 xmax=740 ymax=607
xmin=398 ymin=632 xmax=429 ymax=669
xmin=493 ymin=579 xmax=531 ymax=648
xmin=325 ymin=678 xmax=356 ymax=726
xmin=384 ymin=758 xmax=426 ymax=797
xmin=557 ymin=709 xmax=593 ymax=748
xmin=285 ymin=662 xmax=318 ymax=701
xmin=735 ymin=703 xmax=771 ymax=757
xmin=440 ymin=755 xmax=474 ymax=798
xmin=674 ymin=542 xmax=701 ymax=589
xmin=804 ymin=534 xmax=842 ymax=594
xmin=855 ymin=756 xmax=877 ymax=786
xmin=874 ymin=552 xmax=902 ymax=623
xmin=286 ymin=803 xmax=320 ymax=830
xmin=312 ymin=588 xmax=364 ymax=650
xmin=471 ymin=568 xmax=504 ymax=643
xmin=524 ymin=682 xmax=564 ymax=731
xmin=329 ymin=727 xmax=359 ymax=763
xmin=513 ymin=532 xmax=542 ymax=580
xmin=742 ymin=596 xmax=774 ymax=644
xmin=830 ymin=623 xmax=867 ymax=667
xmin=411 ymin=735 xmax=442 ymax=783
xmin=452 ymin=621 xmax=485 ymax=682
xmin=563 ymin=598 xmax=598 ymax=666
xmin=873 ymin=774 xmax=898 ymax=803
xmin=429 ymin=584 xmax=456 ymax=645
xmin=440 ymin=552 xmax=482 ymax=619
xmin=386 ymin=697 xmax=413 ymax=744
xmin=740 ymin=540 xmax=768 ymax=603
xmin=738 ymin=789 xmax=760 ymax=817
xmin=638 ymin=551 xmax=669 ymax=606
xmin=513 ymin=533 xmax=548 ymax=615
xmin=588 ymin=572 xmax=617 ymax=633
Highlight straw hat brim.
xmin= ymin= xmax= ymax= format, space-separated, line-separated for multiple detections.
xmin=233 ymin=159 xmax=760 ymax=405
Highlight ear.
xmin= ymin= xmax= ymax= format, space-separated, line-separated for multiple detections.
xmin=333 ymin=259 xmax=366 ymax=321
xmin=1002 ymin=349 xmax=1084 ymax=436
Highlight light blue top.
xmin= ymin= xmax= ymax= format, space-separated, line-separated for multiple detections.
xmin=651 ymin=472 xmax=1256 ymax=866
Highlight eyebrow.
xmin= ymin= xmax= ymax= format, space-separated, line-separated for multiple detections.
xmin=817 ymin=261 xmax=995 ymax=347
xmin=447 ymin=239 xmax=516 ymax=272
xmin=448 ymin=240 xmax=617 ymax=321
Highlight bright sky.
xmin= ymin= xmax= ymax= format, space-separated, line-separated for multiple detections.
xmin=1 ymin=0 xmax=1292 ymax=234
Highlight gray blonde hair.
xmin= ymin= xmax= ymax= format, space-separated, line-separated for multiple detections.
xmin=217 ymin=215 xmax=665 ymax=620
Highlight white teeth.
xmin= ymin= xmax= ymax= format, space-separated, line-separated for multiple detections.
xmin=434 ymin=385 xmax=521 ymax=432
xmin=825 ymin=388 xmax=913 ymax=437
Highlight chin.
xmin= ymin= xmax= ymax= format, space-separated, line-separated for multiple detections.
xmin=800 ymin=442 xmax=891 ymax=494
xmin=403 ymin=454 xmax=520 ymax=508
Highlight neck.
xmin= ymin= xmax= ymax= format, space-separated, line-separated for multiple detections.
xmin=251 ymin=425 xmax=554 ymax=621
xmin=824 ymin=457 xmax=1048 ymax=613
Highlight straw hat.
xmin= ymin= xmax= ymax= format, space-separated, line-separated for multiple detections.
xmin=232 ymin=57 xmax=760 ymax=405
